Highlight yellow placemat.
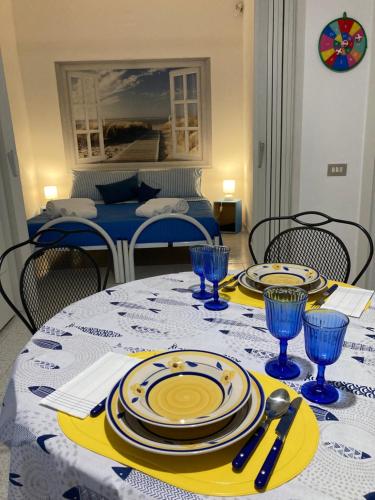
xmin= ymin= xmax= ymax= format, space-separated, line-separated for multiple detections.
xmin=220 ymin=279 xmax=355 ymax=310
xmin=58 ymin=352 xmax=319 ymax=496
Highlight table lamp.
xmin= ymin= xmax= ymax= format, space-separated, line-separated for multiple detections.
xmin=44 ymin=185 xmax=58 ymax=201
xmin=223 ymin=180 xmax=235 ymax=200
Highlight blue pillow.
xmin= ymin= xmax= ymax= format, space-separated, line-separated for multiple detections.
xmin=96 ymin=175 xmax=138 ymax=204
xmin=137 ymin=182 xmax=161 ymax=202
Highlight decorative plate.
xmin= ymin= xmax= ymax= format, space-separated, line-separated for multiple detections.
xmin=246 ymin=263 xmax=319 ymax=288
xmin=319 ymin=12 xmax=367 ymax=72
xmin=238 ymin=272 xmax=328 ymax=296
xmin=119 ymin=350 xmax=251 ymax=428
xmin=106 ymin=372 xmax=265 ymax=456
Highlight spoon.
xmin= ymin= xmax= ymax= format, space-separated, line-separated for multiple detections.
xmin=232 ymin=388 xmax=290 ymax=471
xmin=221 ymin=282 xmax=238 ymax=292
xmin=219 ymin=271 xmax=243 ymax=292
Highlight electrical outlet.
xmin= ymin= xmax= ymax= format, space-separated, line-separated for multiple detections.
xmin=327 ymin=163 xmax=347 ymax=176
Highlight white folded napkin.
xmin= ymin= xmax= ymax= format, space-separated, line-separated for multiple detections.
xmin=39 ymin=352 xmax=139 ymax=418
xmin=321 ymin=285 xmax=374 ymax=318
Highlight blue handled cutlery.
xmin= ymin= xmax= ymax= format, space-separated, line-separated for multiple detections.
xmin=254 ymin=397 xmax=302 ymax=490
xmin=311 ymin=283 xmax=338 ymax=308
xmin=232 ymin=388 xmax=290 ymax=470
xmin=90 ymin=398 xmax=106 ymax=417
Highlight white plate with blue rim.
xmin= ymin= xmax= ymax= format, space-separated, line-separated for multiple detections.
xmin=106 ymin=372 xmax=265 ymax=456
xmin=246 ymin=263 xmax=320 ymax=290
xmin=239 ymin=271 xmax=328 ymax=295
xmin=118 ymin=350 xmax=252 ymax=428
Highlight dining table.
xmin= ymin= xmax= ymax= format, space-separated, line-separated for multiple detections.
xmin=1 ymin=271 xmax=375 ymax=500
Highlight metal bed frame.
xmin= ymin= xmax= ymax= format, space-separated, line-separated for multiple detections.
xmin=37 ymin=214 xmax=221 ymax=284
xmin=125 ymin=213 xmax=220 ymax=281
xmin=38 ymin=217 xmax=123 ymax=283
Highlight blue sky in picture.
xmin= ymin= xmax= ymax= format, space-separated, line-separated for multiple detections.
xmin=98 ymin=68 xmax=172 ymax=120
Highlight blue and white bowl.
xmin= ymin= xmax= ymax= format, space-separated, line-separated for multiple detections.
xmin=106 ymin=372 xmax=265 ymax=456
xmin=118 ymin=350 xmax=252 ymax=428
xmin=246 ymin=263 xmax=320 ymax=290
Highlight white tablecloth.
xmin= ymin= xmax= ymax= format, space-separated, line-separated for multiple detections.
xmin=1 ymin=272 xmax=375 ymax=500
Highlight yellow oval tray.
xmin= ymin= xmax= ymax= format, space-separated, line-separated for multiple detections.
xmin=58 ymin=352 xmax=319 ymax=496
xmin=220 ymin=279 xmax=356 ymax=310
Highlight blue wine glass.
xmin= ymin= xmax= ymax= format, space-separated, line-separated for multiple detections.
xmin=189 ymin=245 xmax=213 ymax=300
xmin=203 ymin=245 xmax=230 ymax=311
xmin=263 ymin=286 xmax=308 ymax=380
xmin=301 ymin=309 xmax=349 ymax=404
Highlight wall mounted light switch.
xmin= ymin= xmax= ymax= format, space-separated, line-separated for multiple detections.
xmin=327 ymin=163 xmax=347 ymax=176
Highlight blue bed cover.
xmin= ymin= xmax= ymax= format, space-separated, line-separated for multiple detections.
xmin=27 ymin=200 xmax=221 ymax=246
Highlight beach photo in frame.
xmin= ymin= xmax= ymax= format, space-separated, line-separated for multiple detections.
xmin=56 ymin=59 xmax=211 ymax=169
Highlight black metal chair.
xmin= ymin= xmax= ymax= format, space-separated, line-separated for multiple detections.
xmin=0 ymin=228 xmax=113 ymax=334
xmin=248 ymin=211 xmax=374 ymax=285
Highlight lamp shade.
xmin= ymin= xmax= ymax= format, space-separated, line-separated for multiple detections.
xmin=223 ymin=179 xmax=235 ymax=195
xmin=44 ymin=185 xmax=58 ymax=201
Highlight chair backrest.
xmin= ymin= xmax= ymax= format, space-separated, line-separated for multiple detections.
xmin=127 ymin=213 xmax=213 ymax=281
xmin=248 ymin=211 xmax=374 ymax=285
xmin=0 ymin=228 xmax=112 ymax=334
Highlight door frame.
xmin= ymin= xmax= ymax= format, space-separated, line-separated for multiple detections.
xmin=251 ymin=0 xmax=298 ymax=262
xmin=0 ymin=53 xmax=29 ymax=313
xmin=367 ymin=163 xmax=375 ymax=288
xmin=358 ymin=22 xmax=375 ymax=288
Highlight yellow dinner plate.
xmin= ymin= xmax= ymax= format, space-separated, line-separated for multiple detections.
xmin=246 ymin=263 xmax=320 ymax=289
xmin=239 ymin=272 xmax=328 ymax=296
xmin=107 ymin=371 xmax=265 ymax=455
xmin=118 ymin=350 xmax=252 ymax=428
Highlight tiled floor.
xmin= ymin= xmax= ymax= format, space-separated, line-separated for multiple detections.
xmin=0 ymin=230 xmax=250 ymax=498
xmin=224 ymin=231 xmax=251 ymax=271
xmin=134 ymin=231 xmax=251 ymax=279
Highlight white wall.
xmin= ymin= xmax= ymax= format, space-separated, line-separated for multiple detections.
xmin=9 ymin=0 xmax=247 ymax=208
xmin=297 ymin=0 xmax=374 ymax=282
xmin=0 ymin=0 xmax=39 ymax=217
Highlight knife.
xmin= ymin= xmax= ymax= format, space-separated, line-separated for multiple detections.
xmin=311 ymin=283 xmax=338 ymax=308
xmin=254 ymin=397 xmax=302 ymax=490
xmin=90 ymin=398 xmax=106 ymax=417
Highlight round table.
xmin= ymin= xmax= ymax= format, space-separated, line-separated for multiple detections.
xmin=1 ymin=272 xmax=375 ymax=499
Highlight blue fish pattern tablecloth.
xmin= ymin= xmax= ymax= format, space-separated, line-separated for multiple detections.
xmin=1 ymin=272 xmax=375 ymax=500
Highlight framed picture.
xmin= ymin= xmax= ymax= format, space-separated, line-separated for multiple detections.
xmin=56 ymin=58 xmax=211 ymax=170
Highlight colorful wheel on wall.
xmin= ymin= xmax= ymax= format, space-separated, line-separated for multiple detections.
xmin=318 ymin=12 xmax=367 ymax=72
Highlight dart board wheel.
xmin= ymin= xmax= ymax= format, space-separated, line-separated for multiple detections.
xmin=318 ymin=12 xmax=367 ymax=72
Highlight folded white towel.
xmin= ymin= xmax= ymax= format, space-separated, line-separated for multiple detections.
xmin=46 ymin=198 xmax=97 ymax=219
xmin=39 ymin=352 xmax=139 ymax=418
xmin=135 ymin=198 xmax=189 ymax=218
xmin=59 ymin=206 xmax=98 ymax=218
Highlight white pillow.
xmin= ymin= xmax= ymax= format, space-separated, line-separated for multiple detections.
xmin=138 ymin=168 xmax=202 ymax=198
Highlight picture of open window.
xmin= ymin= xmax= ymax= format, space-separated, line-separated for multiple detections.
xmin=57 ymin=59 xmax=211 ymax=168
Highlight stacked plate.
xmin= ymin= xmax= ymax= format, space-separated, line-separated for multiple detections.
xmin=238 ymin=263 xmax=327 ymax=295
xmin=106 ymin=350 xmax=266 ymax=456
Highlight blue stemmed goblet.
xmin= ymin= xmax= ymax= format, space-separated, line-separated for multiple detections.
xmin=263 ymin=286 xmax=308 ymax=380
xmin=189 ymin=245 xmax=213 ymax=300
xmin=203 ymin=245 xmax=230 ymax=311
xmin=301 ymin=309 xmax=349 ymax=404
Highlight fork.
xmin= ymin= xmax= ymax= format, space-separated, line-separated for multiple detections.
xmin=218 ymin=271 xmax=243 ymax=291
xmin=311 ymin=284 xmax=338 ymax=309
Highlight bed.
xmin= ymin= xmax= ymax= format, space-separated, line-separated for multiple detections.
xmin=27 ymin=169 xmax=221 ymax=283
